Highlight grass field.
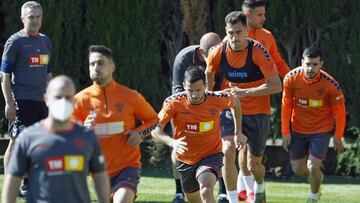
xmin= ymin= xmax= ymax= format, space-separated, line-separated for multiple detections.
xmin=0 ymin=173 xmax=359 ymax=203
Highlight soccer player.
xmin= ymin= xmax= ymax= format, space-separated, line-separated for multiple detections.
xmin=206 ymin=11 xmax=282 ymax=203
xmin=1 ymin=1 xmax=53 ymax=196
xmin=236 ymin=0 xmax=291 ymax=200
xmin=152 ymin=67 xmax=247 ymax=203
xmin=2 ymin=75 xmax=110 ymax=203
xmin=281 ymin=47 xmax=345 ymax=203
xmin=73 ymin=45 xmax=158 ymax=202
xmin=171 ymin=32 xmax=222 ymax=203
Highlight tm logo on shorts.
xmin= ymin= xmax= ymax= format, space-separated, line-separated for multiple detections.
xmin=46 ymin=155 xmax=84 ymax=175
xmin=185 ymin=121 xmax=214 ymax=133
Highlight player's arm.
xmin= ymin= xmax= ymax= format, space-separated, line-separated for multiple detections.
xmin=205 ymin=46 xmax=222 ymax=91
xmin=92 ymin=171 xmax=110 ymax=203
xmin=2 ymin=136 xmax=29 ymax=203
xmin=332 ymin=102 xmax=346 ymax=155
xmin=129 ymin=93 xmax=158 ymax=146
xmin=231 ymin=73 xmax=282 ymax=98
xmin=1 ymin=38 xmax=17 ymax=122
xmin=268 ymin=35 xmax=291 ymax=78
xmin=1 ymin=73 xmax=16 ymax=122
xmin=230 ymin=95 xmax=247 ymax=148
xmin=172 ymin=58 xmax=186 ymax=94
xmin=205 ymin=70 xmax=215 ymax=91
xmin=47 ymin=72 xmax=53 ymax=82
xmin=151 ymin=101 xmax=187 ymax=154
xmin=281 ymin=76 xmax=293 ymax=152
xmin=151 ymin=123 xmax=187 ymax=154
xmin=1 ymin=174 xmax=22 ymax=203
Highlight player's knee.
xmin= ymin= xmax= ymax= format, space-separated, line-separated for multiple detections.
xmin=239 ymin=160 xmax=248 ymax=171
xmin=248 ymin=159 xmax=261 ymax=173
xmin=222 ymin=142 xmax=236 ymax=159
xmin=199 ymin=184 xmax=213 ymax=197
xmin=291 ymin=164 xmax=306 ymax=176
xmin=307 ymin=161 xmax=321 ymax=174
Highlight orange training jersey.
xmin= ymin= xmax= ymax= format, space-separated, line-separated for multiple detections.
xmin=73 ymin=80 xmax=158 ymax=177
xmin=207 ymin=40 xmax=277 ymax=115
xmin=282 ymin=67 xmax=345 ymax=135
xmin=224 ymin=27 xmax=290 ymax=78
xmin=158 ymin=91 xmax=235 ymax=165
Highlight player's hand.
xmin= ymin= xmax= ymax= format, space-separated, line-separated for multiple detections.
xmin=126 ymin=130 xmax=143 ymax=146
xmin=228 ymin=85 xmax=249 ymax=98
xmin=333 ymin=138 xmax=344 ymax=155
xmin=84 ymin=110 xmax=97 ymax=129
xmin=5 ymin=102 xmax=16 ymax=123
xmin=282 ymin=136 xmax=291 ymax=152
xmin=234 ymin=132 xmax=247 ymax=150
xmin=170 ymin=137 xmax=188 ymax=155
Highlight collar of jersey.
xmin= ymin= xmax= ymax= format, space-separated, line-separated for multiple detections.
xmin=303 ymin=72 xmax=321 ymax=84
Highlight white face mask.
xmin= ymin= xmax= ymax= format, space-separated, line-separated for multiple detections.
xmin=48 ymin=98 xmax=74 ymax=122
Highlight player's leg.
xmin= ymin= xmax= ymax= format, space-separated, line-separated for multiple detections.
xmin=176 ymin=159 xmax=202 ymax=203
xmin=245 ymin=114 xmax=271 ymax=203
xmin=222 ymin=136 xmax=238 ymax=203
xmin=306 ymin=132 xmax=331 ymax=202
xmin=219 ymin=109 xmax=237 ymax=203
xmin=197 ymin=153 xmax=223 ymax=203
xmin=237 ymin=146 xmax=253 ymax=201
xmin=171 ymin=148 xmax=185 ymax=203
xmin=111 ymin=167 xmax=140 ymax=203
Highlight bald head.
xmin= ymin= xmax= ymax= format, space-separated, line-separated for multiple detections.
xmin=199 ymin=32 xmax=222 ymax=53
xmin=46 ymin=75 xmax=75 ymax=95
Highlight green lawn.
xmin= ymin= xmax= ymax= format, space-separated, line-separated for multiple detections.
xmin=1 ymin=174 xmax=359 ymax=203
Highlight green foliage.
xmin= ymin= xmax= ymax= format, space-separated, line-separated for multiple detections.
xmin=337 ymin=127 xmax=360 ymax=176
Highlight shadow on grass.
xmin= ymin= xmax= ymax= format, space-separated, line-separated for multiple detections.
xmin=267 ymin=175 xmax=360 ymax=185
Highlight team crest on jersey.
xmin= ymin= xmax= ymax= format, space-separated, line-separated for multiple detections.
xmin=317 ymin=89 xmax=325 ymax=96
xmin=114 ymin=103 xmax=124 ymax=112
xmin=209 ymin=108 xmax=217 ymax=116
xmin=74 ymin=138 xmax=85 ymax=150
xmin=46 ymin=155 xmax=84 ymax=175
xmin=185 ymin=121 xmax=214 ymax=133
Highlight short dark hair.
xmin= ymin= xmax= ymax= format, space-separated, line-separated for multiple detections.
xmin=302 ymin=47 xmax=324 ymax=61
xmin=242 ymin=0 xmax=265 ymax=11
xmin=184 ymin=66 xmax=206 ymax=84
xmin=88 ymin=45 xmax=114 ymax=61
xmin=225 ymin=11 xmax=247 ymax=26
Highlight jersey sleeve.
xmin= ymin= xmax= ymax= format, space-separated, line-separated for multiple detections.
xmin=72 ymin=95 xmax=86 ymax=123
xmin=1 ymin=36 xmax=18 ymax=74
xmin=132 ymin=91 xmax=158 ymax=136
xmin=328 ymin=82 xmax=345 ymax=105
xmin=253 ymin=45 xmax=278 ymax=79
xmin=88 ymin=131 xmax=106 ymax=173
xmin=46 ymin=36 xmax=53 ymax=73
xmin=216 ymin=91 xmax=235 ymax=109
xmin=267 ymin=34 xmax=291 ymax=78
xmin=6 ymin=133 xmax=30 ymax=177
xmin=281 ymin=75 xmax=294 ymax=136
xmin=172 ymin=56 xmax=186 ymax=94
xmin=206 ymin=45 xmax=222 ymax=74
xmin=158 ymin=100 xmax=175 ymax=127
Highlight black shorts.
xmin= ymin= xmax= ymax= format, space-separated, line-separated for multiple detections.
xmin=175 ymin=153 xmax=223 ymax=193
xmin=9 ymin=100 xmax=48 ymax=139
xmin=220 ymin=110 xmax=271 ymax=156
xmin=290 ymin=132 xmax=331 ymax=160
xmin=110 ymin=167 xmax=141 ymax=194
